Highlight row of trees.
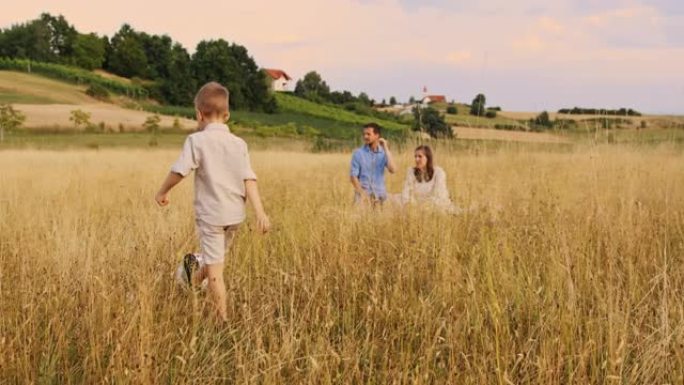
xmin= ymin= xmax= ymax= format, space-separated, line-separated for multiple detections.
xmin=558 ymin=107 xmax=641 ymax=116
xmin=0 ymin=13 xmax=275 ymax=111
xmin=293 ymin=71 xmax=401 ymax=122
xmin=294 ymin=71 xmax=374 ymax=108
xmin=529 ymin=111 xmax=640 ymax=132
xmin=0 ymin=14 xmax=102 ymax=69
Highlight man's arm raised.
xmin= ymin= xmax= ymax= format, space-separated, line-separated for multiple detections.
xmin=379 ymin=138 xmax=396 ymax=174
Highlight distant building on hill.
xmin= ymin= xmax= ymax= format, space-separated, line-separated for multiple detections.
xmin=421 ymin=95 xmax=447 ymax=104
xmin=264 ymin=69 xmax=292 ymax=92
xmin=419 ymin=86 xmax=447 ymax=105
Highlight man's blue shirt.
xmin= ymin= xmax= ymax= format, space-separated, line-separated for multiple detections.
xmin=350 ymin=144 xmax=388 ymax=199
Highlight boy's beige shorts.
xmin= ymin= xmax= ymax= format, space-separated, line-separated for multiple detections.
xmin=196 ymin=219 xmax=239 ymax=265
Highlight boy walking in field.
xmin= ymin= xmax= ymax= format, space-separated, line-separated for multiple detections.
xmin=155 ymin=81 xmax=270 ymax=322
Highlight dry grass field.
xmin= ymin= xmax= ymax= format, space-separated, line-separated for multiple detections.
xmin=1 ymin=144 xmax=683 ymax=384
xmin=498 ymin=110 xmax=684 ymax=128
xmin=13 ymin=104 xmax=196 ymax=131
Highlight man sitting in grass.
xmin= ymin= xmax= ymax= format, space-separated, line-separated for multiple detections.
xmin=350 ymin=122 xmax=397 ymax=207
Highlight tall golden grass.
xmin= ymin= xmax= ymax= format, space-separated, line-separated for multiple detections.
xmin=1 ymin=144 xmax=683 ymax=384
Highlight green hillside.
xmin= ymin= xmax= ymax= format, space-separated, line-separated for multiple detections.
xmin=0 ymin=60 xmax=410 ymax=140
xmin=146 ymin=96 xmax=410 ymax=140
xmin=275 ymin=93 xmax=407 ymax=132
xmin=142 ymin=93 xmax=410 ymax=140
xmin=0 ymin=58 xmax=148 ymax=99
xmin=0 ymin=71 xmax=96 ymax=104
xmin=237 ymin=94 xmax=409 ymax=139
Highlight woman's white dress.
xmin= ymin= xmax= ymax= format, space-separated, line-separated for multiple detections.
xmin=401 ymin=166 xmax=458 ymax=212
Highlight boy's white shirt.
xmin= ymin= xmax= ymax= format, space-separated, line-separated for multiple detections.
xmin=171 ymin=122 xmax=257 ymax=226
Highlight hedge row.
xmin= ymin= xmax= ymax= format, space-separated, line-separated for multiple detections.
xmin=558 ymin=107 xmax=641 ymax=116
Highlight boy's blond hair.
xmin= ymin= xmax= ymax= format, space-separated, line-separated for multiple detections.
xmin=194 ymin=82 xmax=230 ymax=119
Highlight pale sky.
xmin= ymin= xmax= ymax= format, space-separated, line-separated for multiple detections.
xmin=3 ymin=0 xmax=684 ymax=113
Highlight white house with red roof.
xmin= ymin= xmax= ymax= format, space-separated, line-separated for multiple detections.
xmin=264 ymin=69 xmax=292 ymax=92
xmin=419 ymin=87 xmax=447 ymax=105
xmin=421 ymin=95 xmax=447 ymax=104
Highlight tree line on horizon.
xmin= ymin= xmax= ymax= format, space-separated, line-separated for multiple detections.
xmin=0 ymin=13 xmax=399 ymax=119
xmin=293 ymin=71 xmax=393 ymax=118
xmin=0 ymin=13 xmax=275 ymax=111
xmin=558 ymin=107 xmax=641 ymax=116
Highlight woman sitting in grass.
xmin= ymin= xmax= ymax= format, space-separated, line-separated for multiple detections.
xmin=400 ymin=145 xmax=459 ymax=213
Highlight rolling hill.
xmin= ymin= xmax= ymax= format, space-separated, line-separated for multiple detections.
xmin=0 ymin=68 xmax=410 ymax=139
xmin=6 ymin=63 xmax=677 ymax=146
xmin=0 ymin=71 xmax=196 ymax=130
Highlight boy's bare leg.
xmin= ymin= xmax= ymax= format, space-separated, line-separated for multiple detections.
xmin=204 ymin=263 xmax=228 ymax=322
xmin=193 ymin=263 xmax=208 ymax=286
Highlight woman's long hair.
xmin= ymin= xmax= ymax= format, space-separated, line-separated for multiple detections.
xmin=414 ymin=145 xmax=434 ymax=182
